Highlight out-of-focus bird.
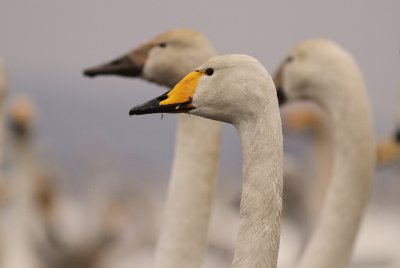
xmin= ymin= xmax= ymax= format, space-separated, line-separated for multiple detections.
xmin=0 ymin=95 xmax=53 ymax=268
xmin=84 ymin=29 xmax=221 ymax=268
xmin=275 ymin=39 xmax=375 ymax=268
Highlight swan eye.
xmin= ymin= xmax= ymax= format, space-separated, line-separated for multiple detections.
xmin=285 ymin=56 xmax=293 ymax=63
xmin=159 ymin=42 xmax=167 ymax=48
xmin=205 ymin=68 xmax=214 ymax=76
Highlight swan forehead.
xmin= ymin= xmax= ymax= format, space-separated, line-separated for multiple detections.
xmin=291 ymin=38 xmax=346 ymax=62
xmin=198 ymin=54 xmax=264 ymax=72
xmin=133 ymin=29 xmax=209 ymax=62
xmin=152 ymin=29 xmax=209 ymax=46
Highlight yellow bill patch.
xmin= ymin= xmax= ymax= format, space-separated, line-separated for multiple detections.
xmin=160 ymin=71 xmax=203 ymax=106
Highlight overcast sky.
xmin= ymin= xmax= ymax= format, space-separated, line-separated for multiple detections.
xmin=1 ymin=1 xmax=399 ymax=187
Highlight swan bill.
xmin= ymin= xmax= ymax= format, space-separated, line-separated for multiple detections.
xmin=129 ymin=93 xmax=193 ymax=115
xmin=83 ymin=54 xmax=143 ymax=78
xmin=130 ymin=71 xmax=203 ymax=115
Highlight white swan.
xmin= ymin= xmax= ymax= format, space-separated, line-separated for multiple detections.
xmin=0 ymin=96 xmax=49 ymax=268
xmin=130 ymin=54 xmax=283 ymax=268
xmin=83 ymin=29 xmax=221 ymax=268
xmin=275 ymin=39 xmax=376 ymax=268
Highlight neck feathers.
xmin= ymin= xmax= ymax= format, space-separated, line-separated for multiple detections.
xmin=297 ymin=61 xmax=375 ymax=268
xmin=232 ymin=106 xmax=283 ymax=268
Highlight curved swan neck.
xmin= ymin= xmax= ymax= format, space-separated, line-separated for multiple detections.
xmin=297 ymin=63 xmax=375 ymax=268
xmin=232 ymin=107 xmax=283 ymax=268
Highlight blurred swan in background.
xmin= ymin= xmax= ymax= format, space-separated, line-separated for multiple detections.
xmin=84 ymin=29 xmax=221 ymax=268
xmin=0 ymin=96 xmax=50 ymax=268
xmin=276 ymin=39 xmax=375 ymax=268
xmin=130 ymin=54 xmax=284 ymax=268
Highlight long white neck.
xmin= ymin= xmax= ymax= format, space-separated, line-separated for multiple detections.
xmin=304 ymin=112 xmax=333 ymax=242
xmin=1 ymin=134 xmax=45 ymax=268
xmin=153 ymin=59 xmax=222 ymax=267
xmin=297 ymin=65 xmax=375 ymax=268
xmin=232 ymin=106 xmax=283 ymax=268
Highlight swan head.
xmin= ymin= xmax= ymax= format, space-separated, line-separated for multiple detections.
xmin=129 ymin=54 xmax=276 ymax=124
xmin=8 ymin=95 xmax=35 ymax=138
xmin=274 ymin=39 xmax=358 ymax=107
xmin=83 ymin=29 xmax=217 ymax=87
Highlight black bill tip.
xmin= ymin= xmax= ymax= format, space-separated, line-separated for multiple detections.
xmin=129 ymin=93 xmax=194 ymax=116
xmin=277 ymin=87 xmax=287 ymax=106
xmin=83 ymin=68 xmax=99 ymax=78
xmin=129 ymin=95 xmax=165 ymax=116
xmin=83 ymin=54 xmax=143 ymax=78
xmin=129 ymin=108 xmax=136 ymax=116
